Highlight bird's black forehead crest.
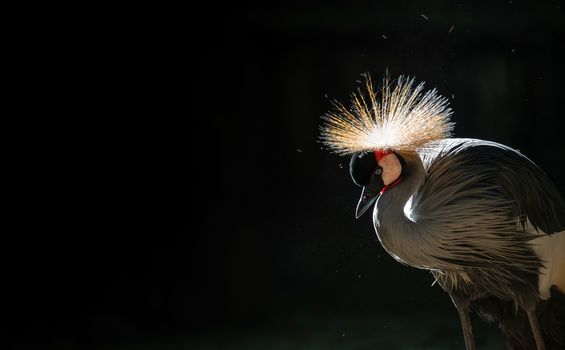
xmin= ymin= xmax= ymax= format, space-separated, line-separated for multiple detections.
xmin=350 ymin=152 xmax=378 ymax=186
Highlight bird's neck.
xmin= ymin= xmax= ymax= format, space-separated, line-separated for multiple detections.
xmin=373 ymin=155 xmax=434 ymax=269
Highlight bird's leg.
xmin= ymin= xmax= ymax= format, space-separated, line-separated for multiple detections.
xmin=524 ymin=306 xmax=546 ymax=350
xmin=456 ymin=304 xmax=476 ymax=350
xmin=450 ymin=294 xmax=475 ymax=350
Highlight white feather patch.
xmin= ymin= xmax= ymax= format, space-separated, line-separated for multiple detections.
xmin=526 ymin=220 xmax=565 ymax=299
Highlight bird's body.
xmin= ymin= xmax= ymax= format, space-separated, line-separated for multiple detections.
xmin=321 ymin=75 xmax=565 ymax=349
xmin=373 ymin=137 xmax=565 ymax=349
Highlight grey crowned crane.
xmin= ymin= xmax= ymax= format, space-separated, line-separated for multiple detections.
xmin=321 ymin=75 xmax=565 ymax=350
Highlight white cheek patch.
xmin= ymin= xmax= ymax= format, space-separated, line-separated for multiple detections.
xmin=378 ymin=153 xmax=403 ymax=185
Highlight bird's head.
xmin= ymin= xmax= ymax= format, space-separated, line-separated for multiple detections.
xmin=350 ymin=149 xmax=404 ymax=218
xmin=320 ymin=73 xmax=453 ymax=218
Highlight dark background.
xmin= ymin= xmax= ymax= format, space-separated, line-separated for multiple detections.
xmin=9 ymin=1 xmax=565 ymax=349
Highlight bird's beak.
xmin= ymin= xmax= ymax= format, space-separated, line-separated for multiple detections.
xmin=355 ymin=185 xmax=381 ymax=219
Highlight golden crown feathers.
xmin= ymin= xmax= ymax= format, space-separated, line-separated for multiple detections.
xmin=320 ymin=74 xmax=455 ymax=155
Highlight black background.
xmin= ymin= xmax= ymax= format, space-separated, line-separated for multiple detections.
xmin=8 ymin=1 xmax=565 ymax=349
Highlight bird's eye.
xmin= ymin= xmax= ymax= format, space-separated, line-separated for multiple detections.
xmin=374 ymin=168 xmax=382 ymax=175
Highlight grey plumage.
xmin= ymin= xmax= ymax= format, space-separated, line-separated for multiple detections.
xmin=375 ymin=138 xmax=564 ymax=302
xmin=371 ymin=138 xmax=565 ymax=349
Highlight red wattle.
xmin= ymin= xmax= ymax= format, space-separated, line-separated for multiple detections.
xmin=380 ymin=176 xmax=403 ymax=195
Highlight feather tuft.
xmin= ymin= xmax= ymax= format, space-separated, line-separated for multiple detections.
xmin=320 ymin=74 xmax=455 ymax=155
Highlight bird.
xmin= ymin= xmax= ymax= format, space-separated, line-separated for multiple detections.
xmin=320 ymin=74 xmax=565 ymax=350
